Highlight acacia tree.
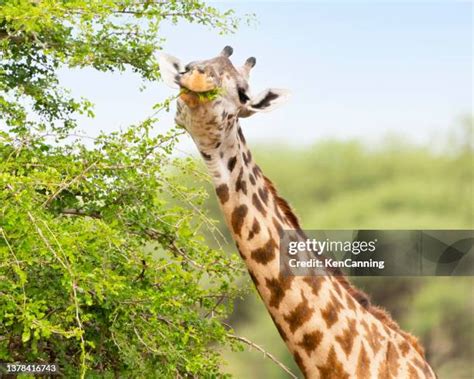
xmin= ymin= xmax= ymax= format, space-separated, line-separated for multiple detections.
xmin=0 ymin=1 xmax=247 ymax=377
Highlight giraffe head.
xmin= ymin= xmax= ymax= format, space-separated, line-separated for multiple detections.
xmin=158 ymin=46 xmax=289 ymax=150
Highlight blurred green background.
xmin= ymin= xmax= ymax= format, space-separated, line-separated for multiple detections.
xmin=191 ymin=118 xmax=473 ymax=379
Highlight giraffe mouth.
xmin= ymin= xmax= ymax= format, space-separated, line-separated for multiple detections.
xmin=179 ymin=87 xmax=223 ymax=101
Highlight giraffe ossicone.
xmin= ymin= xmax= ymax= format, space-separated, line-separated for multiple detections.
xmin=158 ymin=47 xmax=436 ymax=379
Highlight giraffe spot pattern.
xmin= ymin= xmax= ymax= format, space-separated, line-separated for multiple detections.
xmin=250 ymin=237 xmax=277 ymax=264
xmin=252 ymin=193 xmax=267 ymax=216
xmin=252 ymin=165 xmax=262 ymax=178
xmin=345 ymin=292 xmax=357 ymax=311
xmin=231 ymin=204 xmax=248 ymax=237
xmin=297 ymin=330 xmax=323 ymax=357
xmin=378 ymin=341 xmax=400 ymax=377
xmin=361 ymin=320 xmax=384 ymax=355
xmin=408 ymin=364 xmax=421 ymax=379
xmin=272 ymin=217 xmax=284 ymax=237
xmin=215 ymin=184 xmax=229 ymax=204
xmin=321 ymin=293 xmax=343 ymax=329
xmin=335 ymin=317 xmax=357 ymax=357
xmin=249 ymin=173 xmax=256 ymax=185
xmin=200 ymin=151 xmax=212 ymax=160
xmin=333 ymin=281 xmax=343 ymax=298
xmin=248 ymin=270 xmax=259 ymax=287
xmin=317 ymin=346 xmax=350 ymax=379
xmin=355 ymin=342 xmax=371 ymax=379
xmin=303 ymin=276 xmax=324 ymax=297
xmin=248 ymin=218 xmax=261 ymax=240
xmin=413 ymin=357 xmax=433 ymax=378
xmin=265 ymin=274 xmax=294 ymax=309
xmin=398 ymin=340 xmax=410 ymax=356
xmin=283 ymin=290 xmax=314 ymax=333
xmin=227 ymin=156 xmax=237 ymax=172
xmin=258 ymin=186 xmax=269 ymax=205
xmin=235 ymin=168 xmax=247 ymax=195
xmin=242 ymin=150 xmax=252 ymax=166
xmin=293 ymin=352 xmax=308 ymax=378
xmin=270 ymin=313 xmax=288 ymax=342
xmin=237 ymin=127 xmax=246 ymax=144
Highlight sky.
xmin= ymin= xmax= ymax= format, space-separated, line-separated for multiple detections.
xmin=59 ymin=1 xmax=473 ymax=152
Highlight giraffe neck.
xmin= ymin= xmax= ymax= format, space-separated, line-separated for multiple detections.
xmin=196 ymin=120 xmax=435 ymax=379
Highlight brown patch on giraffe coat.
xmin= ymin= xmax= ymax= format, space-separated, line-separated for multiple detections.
xmin=215 ymin=184 xmax=229 ymax=204
xmin=401 ymin=330 xmax=425 ymax=358
xmin=265 ymin=274 xmax=294 ymax=309
xmin=293 ymin=352 xmax=308 ymax=378
xmin=298 ymin=330 xmax=323 ymax=357
xmin=413 ymin=357 xmax=433 ymax=378
xmin=361 ymin=320 xmax=384 ymax=355
xmin=249 ymin=173 xmax=256 ymax=185
xmin=321 ymin=293 xmax=343 ymax=329
xmin=252 ymin=193 xmax=267 ymax=216
xmin=398 ymin=340 xmax=410 ymax=356
xmin=303 ymin=276 xmax=324 ymax=297
xmin=335 ymin=318 xmax=357 ymax=357
xmin=242 ymin=150 xmax=252 ymax=167
xmin=237 ymin=127 xmax=246 ymax=144
xmin=378 ymin=341 xmax=400 ymax=378
xmin=227 ymin=156 xmax=237 ymax=172
xmin=258 ymin=186 xmax=269 ymax=205
xmin=252 ymin=165 xmax=262 ymax=178
xmin=355 ymin=342 xmax=371 ymax=379
xmin=248 ymin=270 xmax=259 ymax=287
xmin=272 ymin=217 xmax=284 ymax=238
xmin=270 ymin=313 xmax=288 ymax=342
xmin=333 ymin=280 xmax=343 ymax=298
xmin=345 ymin=292 xmax=357 ymax=311
xmin=387 ymin=341 xmax=400 ymax=376
xmin=283 ymin=290 xmax=314 ymax=333
xmin=231 ymin=204 xmax=248 ymax=237
xmin=408 ymin=364 xmax=421 ymax=379
xmin=200 ymin=151 xmax=212 ymax=160
xmin=250 ymin=237 xmax=277 ymax=264
xmin=235 ymin=168 xmax=247 ymax=195
xmin=317 ymin=346 xmax=350 ymax=379
xmin=247 ymin=218 xmax=261 ymax=240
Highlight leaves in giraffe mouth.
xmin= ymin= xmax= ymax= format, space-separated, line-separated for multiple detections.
xmin=179 ymin=87 xmax=224 ymax=102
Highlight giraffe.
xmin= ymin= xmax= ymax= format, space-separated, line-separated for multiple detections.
xmin=158 ymin=47 xmax=436 ymax=379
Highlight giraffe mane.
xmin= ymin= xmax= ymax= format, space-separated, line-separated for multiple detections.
xmin=262 ymin=175 xmax=425 ymax=358
xmin=263 ymin=175 xmax=301 ymax=229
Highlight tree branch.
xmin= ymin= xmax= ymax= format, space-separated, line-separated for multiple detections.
xmin=226 ymin=334 xmax=298 ymax=379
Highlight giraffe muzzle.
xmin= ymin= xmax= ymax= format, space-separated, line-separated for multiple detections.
xmin=179 ymin=68 xmax=218 ymax=93
xmin=178 ymin=68 xmax=221 ymax=108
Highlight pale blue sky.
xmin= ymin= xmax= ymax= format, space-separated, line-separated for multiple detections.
xmin=59 ymin=1 xmax=472 ymax=151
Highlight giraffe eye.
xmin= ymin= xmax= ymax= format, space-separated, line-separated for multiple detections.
xmin=238 ymin=88 xmax=250 ymax=104
xmin=180 ymin=65 xmax=191 ymax=75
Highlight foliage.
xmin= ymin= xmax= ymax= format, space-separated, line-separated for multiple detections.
xmin=0 ymin=0 xmax=242 ymax=136
xmin=180 ymin=87 xmax=224 ymax=102
xmin=0 ymin=109 xmax=246 ymax=378
xmin=0 ymin=0 xmax=247 ymax=377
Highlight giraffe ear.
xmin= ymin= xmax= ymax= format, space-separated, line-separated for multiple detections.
xmin=247 ymin=89 xmax=290 ymax=115
xmin=158 ymin=53 xmax=184 ymax=89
